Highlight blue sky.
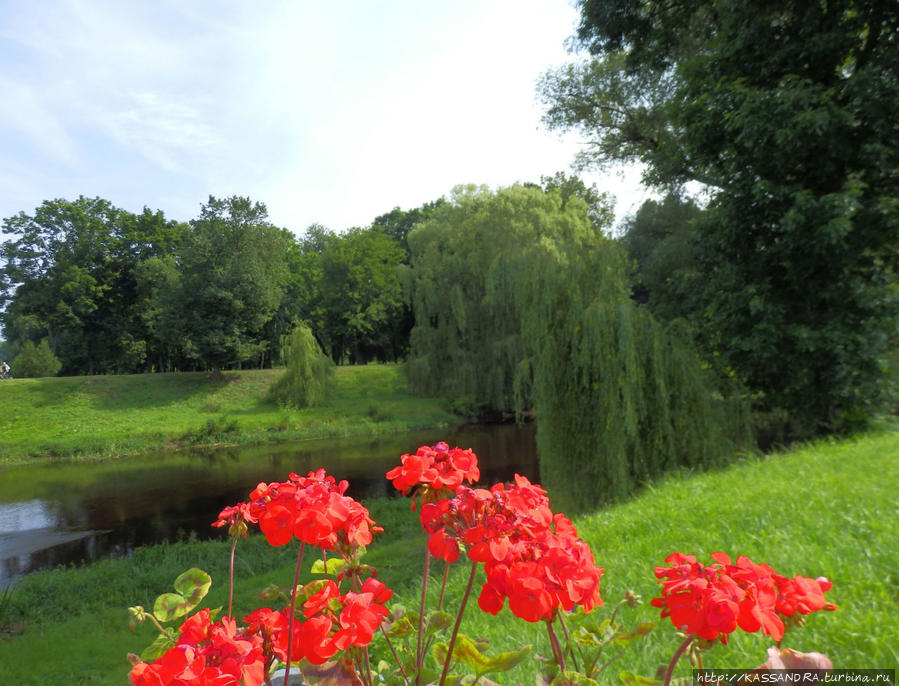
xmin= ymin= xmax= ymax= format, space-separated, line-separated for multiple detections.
xmin=0 ymin=0 xmax=651 ymax=237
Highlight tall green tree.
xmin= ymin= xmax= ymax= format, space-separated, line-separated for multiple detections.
xmin=316 ymin=227 xmax=405 ymax=364
xmin=372 ymin=200 xmax=447 ymax=359
xmin=542 ymin=0 xmax=899 ymax=435
xmin=372 ymin=199 xmax=446 ymax=261
xmin=173 ymin=196 xmax=290 ymax=375
xmin=1 ymin=198 xmax=186 ymax=374
xmin=133 ymin=255 xmax=184 ymax=372
xmin=404 ymin=183 xmax=610 ymax=411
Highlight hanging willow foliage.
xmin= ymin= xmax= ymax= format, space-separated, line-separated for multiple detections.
xmin=403 ymin=184 xmax=605 ymax=411
xmin=405 ymin=183 xmax=753 ymax=512
xmin=515 ymin=240 xmax=754 ymax=512
xmin=269 ymin=322 xmax=334 ymax=408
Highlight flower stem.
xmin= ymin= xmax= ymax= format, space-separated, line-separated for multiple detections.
xmin=362 ymin=646 xmax=374 ymax=686
xmin=380 ymin=624 xmax=410 ymax=685
xmin=227 ymin=536 xmax=238 ymax=618
xmin=438 ymin=559 xmax=478 ymax=686
xmin=546 ymin=617 xmax=566 ymax=672
xmin=437 ymin=560 xmax=450 ymax=610
xmin=663 ymin=636 xmax=694 ymax=686
xmin=416 ymin=549 xmax=430 ymax=685
xmin=283 ymin=542 xmax=306 ymax=686
xmin=146 ymin=613 xmax=167 ymax=635
xmin=556 ymin=612 xmax=580 ymax=673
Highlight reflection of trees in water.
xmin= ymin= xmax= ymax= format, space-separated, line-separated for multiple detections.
xmin=1 ymin=423 xmax=537 ymax=583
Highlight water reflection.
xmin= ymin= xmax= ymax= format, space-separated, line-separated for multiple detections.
xmin=0 ymin=423 xmax=536 ymax=587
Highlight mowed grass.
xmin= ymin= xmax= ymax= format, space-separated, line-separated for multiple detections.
xmin=0 ymin=365 xmax=457 ymax=464
xmin=0 ymin=428 xmax=895 ymax=684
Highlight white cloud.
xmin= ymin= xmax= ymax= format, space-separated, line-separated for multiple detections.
xmin=0 ymin=0 xmax=652 ymax=237
xmin=95 ymin=91 xmax=221 ymax=173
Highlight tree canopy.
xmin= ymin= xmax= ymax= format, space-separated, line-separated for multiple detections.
xmin=542 ymin=0 xmax=899 ymax=435
xmin=0 ymin=196 xmax=186 ymax=374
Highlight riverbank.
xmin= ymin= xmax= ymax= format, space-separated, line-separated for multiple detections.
xmin=0 ymin=427 xmax=895 ymax=684
xmin=0 ymin=365 xmax=459 ymax=466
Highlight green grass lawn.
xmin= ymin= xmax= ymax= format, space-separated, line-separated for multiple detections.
xmin=0 ymin=427 xmax=895 ymax=684
xmin=0 ymin=365 xmax=458 ymax=465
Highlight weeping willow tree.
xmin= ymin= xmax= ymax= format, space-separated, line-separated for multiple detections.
xmin=403 ymin=184 xmax=605 ymax=411
xmin=404 ymin=182 xmax=753 ymax=512
xmin=270 ymin=323 xmax=334 ymax=408
xmin=515 ymin=239 xmax=754 ymax=512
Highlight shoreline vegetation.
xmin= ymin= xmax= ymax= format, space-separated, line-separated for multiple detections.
xmin=0 ymin=365 xmax=460 ymax=467
xmin=0 ymin=427 xmax=895 ymax=684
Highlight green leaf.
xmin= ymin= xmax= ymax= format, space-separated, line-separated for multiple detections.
xmin=153 ymin=593 xmax=187 ymax=622
xmin=618 ymin=670 xmax=662 ymax=685
xmin=433 ymin=634 xmax=531 ymax=677
xmin=152 ymin=568 xmax=211 ymax=622
xmin=140 ymin=627 xmax=178 ymax=663
xmin=423 ymin=610 xmax=453 ymax=636
xmin=310 ymin=557 xmax=347 ymax=576
xmin=173 ymin=568 xmax=212 ymax=603
xmin=551 ymin=671 xmax=600 ymax=686
xmin=386 ymin=614 xmax=417 ymax=639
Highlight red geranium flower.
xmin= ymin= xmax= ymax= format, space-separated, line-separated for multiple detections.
xmin=653 ymin=552 xmax=834 ymax=644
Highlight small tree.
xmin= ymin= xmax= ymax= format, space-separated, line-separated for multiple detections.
xmin=12 ymin=339 xmax=62 ymax=378
xmin=270 ymin=323 xmax=334 ymax=408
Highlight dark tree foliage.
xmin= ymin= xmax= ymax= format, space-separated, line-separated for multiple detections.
xmin=317 ymin=228 xmax=405 ymax=365
xmin=371 ymin=200 xmax=447 ymax=360
xmin=173 ymin=196 xmax=290 ymax=376
xmin=372 ymin=199 xmax=446 ymax=262
xmin=619 ymin=194 xmax=704 ymax=322
xmin=543 ymin=0 xmax=899 ymax=436
xmin=0 ymin=195 xmax=418 ymax=376
xmin=0 ymin=197 xmax=186 ymax=375
xmin=291 ymin=224 xmax=407 ymax=365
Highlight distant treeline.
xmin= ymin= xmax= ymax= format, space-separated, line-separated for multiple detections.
xmin=0 ymin=194 xmax=438 ymax=375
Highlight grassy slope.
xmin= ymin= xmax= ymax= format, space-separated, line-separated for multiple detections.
xmin=0 ymin=365 xmax=458 ymax=464
xmin=0 ymin=428 xmax=895 ymax=684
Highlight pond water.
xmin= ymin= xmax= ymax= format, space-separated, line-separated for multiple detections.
xmin=0 ymin=423 xmax=536 ymax=587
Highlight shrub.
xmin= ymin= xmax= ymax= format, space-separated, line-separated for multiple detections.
xmin=11 ymin=339 xmax=62 ymax=378
xmin=269 ymin=323 xmax=334 ymax=408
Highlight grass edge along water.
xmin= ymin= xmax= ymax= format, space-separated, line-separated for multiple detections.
xmin=0 ymin=365 xmax=458 ymax=465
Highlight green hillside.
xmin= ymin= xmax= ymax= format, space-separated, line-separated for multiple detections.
xmin=0 ymin=365 xmax=457 ymax=465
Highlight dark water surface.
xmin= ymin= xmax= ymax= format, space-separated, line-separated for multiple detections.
xmin=0 ymin=423 xmax=536 ymax=587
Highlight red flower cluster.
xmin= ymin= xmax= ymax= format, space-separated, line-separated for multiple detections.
xmin=130 ymin=577 xmax=393 ymax=685
xmin=774 ymin=574 xmax=836 ymax=617
xmin=417 ymin=473 xmax=603 ymax=623
xmin=130 ymin=610 xmax=265 ymax=686
xmin=133 ymin=467 xmax=393 ymax=686
xmin=244 ymin=577 xmax=392 ymax=666
xmin=652 ymin=553 xmax=836 ymax=643
xmin=385 ymin=441 xmax=480 ymax=501
xmin=213 ymin=469 xmax=382 ymax=551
